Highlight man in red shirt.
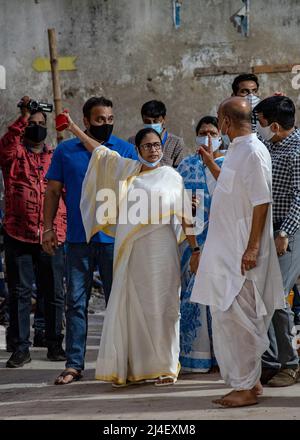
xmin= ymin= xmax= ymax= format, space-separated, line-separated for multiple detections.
xmin=0 ymin=96 xmax=67 ymax=367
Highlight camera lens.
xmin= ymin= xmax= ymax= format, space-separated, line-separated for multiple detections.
xmin=29 ymin=101 xmax=39 ymax=111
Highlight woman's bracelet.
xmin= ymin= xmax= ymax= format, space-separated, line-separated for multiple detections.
xmin=43 ymin=228 xmax=54 ymax=235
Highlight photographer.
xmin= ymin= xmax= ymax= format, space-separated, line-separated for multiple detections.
xmin=0 ymin=96 xmax=66 ymax=367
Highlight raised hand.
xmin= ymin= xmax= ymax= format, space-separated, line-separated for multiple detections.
xmin=19 ymin=96 xmax=31 ymax=119
xmin=198 ymin=134 xmax=214 ymax=166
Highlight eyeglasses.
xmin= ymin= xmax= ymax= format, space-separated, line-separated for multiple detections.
xmin=139 ymin=142 xmax=162 ymax=151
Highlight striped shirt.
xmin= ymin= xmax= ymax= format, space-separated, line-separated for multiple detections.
xmin=264 ymin=128 xmax=300 ymax=236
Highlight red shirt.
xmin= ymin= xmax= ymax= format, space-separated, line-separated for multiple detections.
xmin=0 ymin=116 xmax=66 ymax=244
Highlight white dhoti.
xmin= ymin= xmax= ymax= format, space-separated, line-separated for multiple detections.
xmin=211 ymin=280 xmax=270 ymax=390
xmin=191 ymin=134 xmax=285 ymax=391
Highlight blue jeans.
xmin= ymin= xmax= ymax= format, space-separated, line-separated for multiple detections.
xmin=32 ymin=282 xmax=46 ymax=334
xmin=262 ymin=227 xmax=300 ymax=370
xmin=4 ymin=233 xmax=65 ymax=352
xmin=65 ymin=242 xmax=114 ymax=370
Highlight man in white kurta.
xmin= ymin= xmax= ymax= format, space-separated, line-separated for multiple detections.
xmin=191 ymin=97 xmax=285 ymax=407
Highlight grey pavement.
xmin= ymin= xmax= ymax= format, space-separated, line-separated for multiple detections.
xmin=1 ymin=304 xmax=300 ymax=420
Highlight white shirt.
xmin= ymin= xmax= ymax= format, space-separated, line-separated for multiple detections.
xmin=205 ymin=166 xmax=218 ymax=197
xmin=191 ymin=133 xmax=285 ymax=315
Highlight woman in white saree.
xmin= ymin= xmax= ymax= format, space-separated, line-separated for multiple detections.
xmin=62 ymin=114 xmax=200 ymax=386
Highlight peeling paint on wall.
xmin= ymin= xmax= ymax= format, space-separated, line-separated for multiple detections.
xmin=0 ymin=0 xmax=299 ymax=149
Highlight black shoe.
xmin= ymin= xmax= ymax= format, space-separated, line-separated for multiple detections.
xmin=47 ymin=344 xmax=66 ymax=361
xmin=6 ymin=350 xmax=31 ymax=368
xmin=33 ymin=331 xmax=47 ymax=348
xmin=260 ymin=367 xmax=279 ymax=385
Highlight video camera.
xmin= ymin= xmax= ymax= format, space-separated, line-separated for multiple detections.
xmin=17 ymin=99 xmax=53 ymax=113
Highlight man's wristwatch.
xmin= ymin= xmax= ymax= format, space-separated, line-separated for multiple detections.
xmin=192 ymin=246 xmax=200 ymax=254
xmin=278 ymin=230 xmax=288 ymax=238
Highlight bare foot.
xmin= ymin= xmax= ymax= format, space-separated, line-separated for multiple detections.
xmin=213 ymin=390 xmax=258 ymax=408
xmin=253 ymin=381 xmax=263 ymax=396
xmin=219 ymin=381 xmax=263 ymax=400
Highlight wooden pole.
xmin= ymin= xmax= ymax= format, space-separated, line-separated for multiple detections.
xmin=48 ymin=28 xmax=64 ymax=143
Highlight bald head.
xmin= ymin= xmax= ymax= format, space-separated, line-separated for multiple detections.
xmin=217 ymin=97 xmax=253 ymax=140
xmin=219 ymin=97 xmax=252 ymax=125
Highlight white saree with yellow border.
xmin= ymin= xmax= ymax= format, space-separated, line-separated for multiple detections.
xmin=80 ymin=146 xmax=192 ymax=384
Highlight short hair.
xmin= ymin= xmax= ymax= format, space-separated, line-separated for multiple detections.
xmin=141 ymin=100 xmax=166 ymax=118
xmin=254 ymin=96 xmax=295 ymax=130
xmin=82 ymin=96 xmax=113 ymax=120
xmin=29 ymin=109 xmax=47 ymax=123
xmin=232 ymin=73 xmax=259 ymax=95
xmin=195 ymin=116 xmax=218 ymax=134
xmin=135 ymin=127 xmax=162 ymax=148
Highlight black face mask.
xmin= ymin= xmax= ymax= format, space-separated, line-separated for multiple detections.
xmin=24 ymin=125 xmax=47 ymax=144
xmin=89 ymin=124 xmax=113 ymax=143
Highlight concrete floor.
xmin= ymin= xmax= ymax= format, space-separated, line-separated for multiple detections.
xmin=1 ymin=311 xmax=300 ymax=420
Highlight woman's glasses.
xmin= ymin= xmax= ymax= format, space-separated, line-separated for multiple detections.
xmin=140 ymin=142 xmax=162 ymax=151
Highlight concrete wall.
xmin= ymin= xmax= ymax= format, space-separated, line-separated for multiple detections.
xmin=0 ymin=0 xmax=300 ymax=149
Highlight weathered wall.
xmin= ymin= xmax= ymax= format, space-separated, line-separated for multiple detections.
xmin=0 ymin=0 xmax=300 ymax=149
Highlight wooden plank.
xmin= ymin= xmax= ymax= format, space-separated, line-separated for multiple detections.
xmin=252 ymin=64 xmax=294 ymax=74
xmin=194 ymin=63 xmax=298 ymax=78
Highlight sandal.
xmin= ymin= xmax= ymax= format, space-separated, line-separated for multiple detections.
xmin=155 ymin=375 xmax=177 ymax=387
xmin=54 ymin=369 xmax=82 ymax=385
xmin=112 ymin=380 xmax=146 ymax=388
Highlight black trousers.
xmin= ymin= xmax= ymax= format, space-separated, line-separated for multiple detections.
xmin=4 ymin=232 xmax=65 ymax=352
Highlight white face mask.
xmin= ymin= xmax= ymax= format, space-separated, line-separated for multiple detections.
xmin=196 ymin=135 xmax=222 ymax=152
xmin=137 ymin=152 xmax=163 ymax=168
xmin=257 ymin=121 xmax=275 ymax=141
xmin=246 ymin=94 xmax=261 ymax=110
xmin=221 ymin=134 xmax=230 ymax=148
